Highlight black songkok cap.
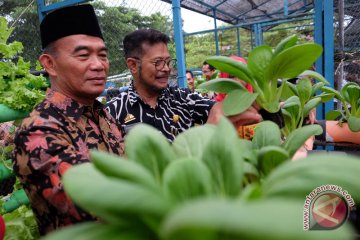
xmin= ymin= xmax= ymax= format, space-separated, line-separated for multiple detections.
xmin=40 ymin=4 xmax=103 ymax=49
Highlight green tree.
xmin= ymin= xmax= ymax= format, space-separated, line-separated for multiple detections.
xmin=2 ymin=1 xmax=173 ymax=75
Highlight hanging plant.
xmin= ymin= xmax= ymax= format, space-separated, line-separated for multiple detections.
xmin=0 ymin=17 xmax=48 ymax=123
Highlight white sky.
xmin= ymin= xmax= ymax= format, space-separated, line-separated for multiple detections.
xmin=181 ymin=8 xmax=221 ymax=33
xmin=117 ymin=0 xmax=225 ymax=33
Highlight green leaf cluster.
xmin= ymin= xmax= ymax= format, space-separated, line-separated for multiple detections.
xmin=1 ymin=205 xmax=39 ymax=240
xmin=323 ymin=82 xmax=360 ymax=131
xmin=0 ymin=17 xmax=48 ymax=113
xmin=1 ymin=133 xmax=39 ymax=239
xmin=43 ymin=120 xmax=357 ymax=240
xmin=198 ymin=35 xmax=323 ymax=114
xmin=281 ymin=72 xmax=333 ymax=135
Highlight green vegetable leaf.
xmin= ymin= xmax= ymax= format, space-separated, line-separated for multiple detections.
xmin=326 ymin=110 xmax=343 ymax=120
xmin=263 ymin=154 xmax=360 ymax=203
xmin=125 ymin=124 xmax=175 ymax=183
xmin=197 ymin=78 xmax=246 ymax=93
xmin=252 ymin=121 xmax=281 ymax=149
xmin=172 ymin=125 xmax=216 ymax=159
xmin=266 ymin=44 xmax=322 ymax=81
xmin=282 ymin=124 xmax=323 ymax=157
xmin=348 ymin=116 xmax=360 ymax=132
xmin=161 ymin=198 xmax=353 ymax=240
xmin=63 ymin=163 xmax=171 ymax=222
xmin=163 ymin=158 xmax=213 ymax=203
xmin=273 ymin=34 xmax=298 ymax=56
xmin=42 ymin=222 xmax=148 ymax=240
xmin=318 ymin=93 xmax=335 ymax=102
xmin=247 ymin=45 xmax=273 ymax=89
xmin=300 ymin=70 xmax=329 ymax=85
xmin=223 ymin=90 xmax=258 ymax=116
xmin=297 ymin=78 xmax=313 ymax=106
xmin=206 ymin=56 xmax=255 ymax=86
xmin=258 ymin=146 xmax=290 ymax=176
xmin=91 ymin=150 xmax=159 ymax=191
xmin=303 ymin=97 xmax=321 ymax=118
xmin=201 ymin=118 xmax=244 ymax=197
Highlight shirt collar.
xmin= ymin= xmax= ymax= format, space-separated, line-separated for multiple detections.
xmin=127 ymin=81 xmax=169 ymax=106
xmin=46 ymin=89 xmax=103 ymax=122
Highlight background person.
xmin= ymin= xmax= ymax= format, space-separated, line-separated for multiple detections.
xmin=185 ymin=70 xmax=195 ymax=92
xmin=202 ymin=61 xmax=216 ymax=81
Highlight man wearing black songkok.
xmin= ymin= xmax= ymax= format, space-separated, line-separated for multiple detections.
xmin=12 ymin=4 xmax=124 ymax=235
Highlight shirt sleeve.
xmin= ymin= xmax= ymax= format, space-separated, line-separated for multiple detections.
xmin=12 ymin=122 xmax=95 ymax=231
xmin=186 ymin=91 xmax=216 ymax=124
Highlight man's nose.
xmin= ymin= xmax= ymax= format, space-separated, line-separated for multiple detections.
xmin=90 ymin=56 xmax=106 ymax=70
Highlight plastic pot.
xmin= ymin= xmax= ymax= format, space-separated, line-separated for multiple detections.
xmin=326 ymin=121 xmax=360 ymax=145
xmin=0 ymin=104 xmax=29 ymax=123
xmin=0 ymin=160 xmax=14 ymax=182
xmin=2 ymin=189 xmax=30 ymax=213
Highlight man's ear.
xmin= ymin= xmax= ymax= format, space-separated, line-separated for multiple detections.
xmin=126 ymin=58 xmax=138 ymax=74
xmin=39 ymin=54 xmax=57 ymax=77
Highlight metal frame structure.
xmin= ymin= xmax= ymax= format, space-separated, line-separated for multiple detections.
xmin=36 ymin=0 xmax=92 ymax=22
xmin=35 ymin=1 xmax=335 ymax=119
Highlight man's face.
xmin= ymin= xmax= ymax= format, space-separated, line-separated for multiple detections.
xmin=42 ymin=34 xmax=109 ymax=104
xmin=133 ymin=42 xmax=172 ymax=94
xmin=186 ymin=72 xmax=194 ymax=91
xmin=202 ymin=64 xmax=214 ymax=80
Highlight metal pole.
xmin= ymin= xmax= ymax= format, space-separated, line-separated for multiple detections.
xmin=337 ymin=0 xmax=344 ymax=109
xmin=236 ymin=23 xmax=241 ymax=56
xmin=314 ymin=0 xmax=324 ymax=120
xmin=36 ymin=0 xmax=92 ymax=22
xmin=172 ymin=0 xmax=186 ymax=88
xmin=284 ymin=0 xmax=289 ymax=16
xmin=324 ymin=0 xmax=334 ymax=115
xmin=213 ymin=9 xmax=220 ymax=55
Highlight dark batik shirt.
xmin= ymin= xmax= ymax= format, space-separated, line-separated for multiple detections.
xmin=105 ymin=82 xmax=215 ymax=142
xmin=12 ymin=89 xmax=124 ymax=235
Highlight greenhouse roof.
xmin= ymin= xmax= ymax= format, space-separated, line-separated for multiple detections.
xmin=160 ymin=0 xmax=315 ymax=25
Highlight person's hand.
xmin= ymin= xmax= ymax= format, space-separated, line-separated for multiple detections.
xmin=207 ymin=102 xmax=262 ymax=128
xmin=306 ymin=108 xmax=317 ymax=124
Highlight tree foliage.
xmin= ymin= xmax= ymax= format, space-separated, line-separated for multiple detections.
xmin=1 ymin=0 xmax=173 ymax=76
xmin=184 ymin=20 xmax=314 ymax=70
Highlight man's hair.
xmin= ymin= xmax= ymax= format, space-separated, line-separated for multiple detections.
xmin=42 ymin=41 xmax=58 ymax=56
xmin=123 ymin=28 xmax=170 ymax=59
xmin=202 ymin=61 xmax=215 ymax=71
xmin=186 ymin=70 xmax=193 ymax=78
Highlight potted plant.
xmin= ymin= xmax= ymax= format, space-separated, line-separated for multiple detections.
xmin=281 ymin=76 xmax=334 ymax=136
xmin=323 ymin=82 xmax=360 ymax=132
xmin=197 ymin=35 xmax=325 ymax=129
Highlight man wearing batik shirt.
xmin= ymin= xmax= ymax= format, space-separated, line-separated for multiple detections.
xmin=106 ymin=29 xmax=262 ymax=142
xmin=12 ymin=5 xmax=124 ymax=235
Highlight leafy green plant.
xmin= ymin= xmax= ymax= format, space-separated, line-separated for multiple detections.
xmin=43 ymin=119 xmax=358 ymax=240
xmin=197 ymin=35 xmax=323 ymax=116
xmin=0 ymin=123 xmax=38 ymax=239
xmin=281 ymin=75 xmax=334 ymax=135
xmin=323 ymin=82 xmax=360 ymax=131
xmin=0 ymin=17 xmax=48 ymax=114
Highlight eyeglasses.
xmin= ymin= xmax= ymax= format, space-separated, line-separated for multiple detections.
xmin=132 ymin=57 xmax=177 ymax=71
xmin=202 ymin=70 xmax=212 ymax=74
